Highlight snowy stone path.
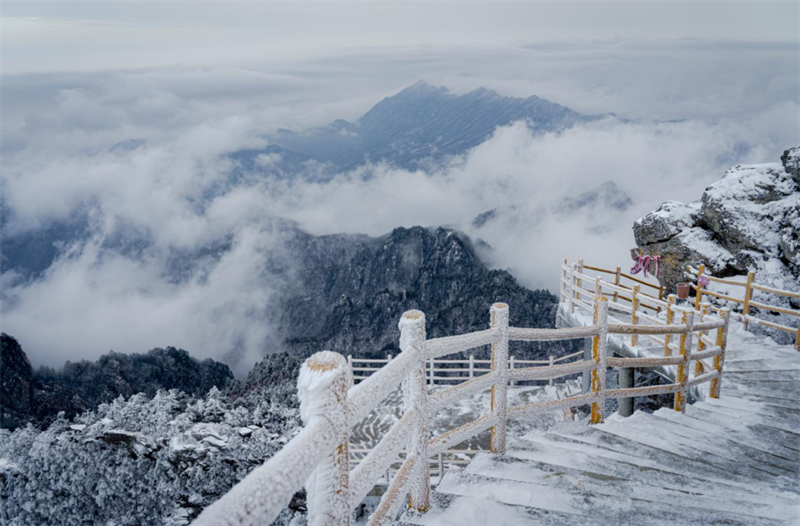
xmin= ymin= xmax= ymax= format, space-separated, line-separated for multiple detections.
xmin=399 ymin=313 xmax=800 ymax=525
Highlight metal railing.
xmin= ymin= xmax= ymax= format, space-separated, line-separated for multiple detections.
xmin=349 ymin=352 xmax=583 ymax=387
xmin=193 ymin=267 xmax=730 ymax=526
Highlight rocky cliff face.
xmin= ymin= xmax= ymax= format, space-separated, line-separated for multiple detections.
xmin=633 ymin=146 xmax=799 ymax=340
xmin=278 ymin=226 xmax=574 ymax=360
xmin=0 ymin=334 xmax=34 ymax=429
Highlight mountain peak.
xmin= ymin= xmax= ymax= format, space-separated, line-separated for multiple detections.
xmin=396 ymin=80 xmax=449 ymax=97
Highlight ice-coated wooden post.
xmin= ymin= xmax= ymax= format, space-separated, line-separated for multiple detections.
xmin=576 ymin=258 xmax=585 ymax=303
xmin=560 ymin=257 xmax=568 ymax=303
xmin=548 ymin=355 xmax=555 ymax=387
xmin=509 ymin=356 xmax=516 ymax=387
xmin=428 ymin=358 xmax=435 ymax=387
xmin=695 ymin=303 xmax=710 ymax=377
xmin=613 ymin=266 xmax=621 ymax=303
xmin=664 ymin=294 xmax=676 ymax=356
xmin=569 ymin=263 xmax=577 ymax=313
xmin=469 ymin=354 xmax=474 ymax=378
xmin=710 ymin=308 xmax=731 ymax=398
xmin=590 ymin=297 xmax=609 ymax=424
xmin=695 ymin=264 xmax=706 ymax=310
xmin=298 ymin=351 xmax=352 ymax=526
xmin=742 ymin=270 xmax=756 ymax=331
xmin=399 ymin=310 xmax=430 ymax=513
xmin=490 ymin=303 xmax=509 ymax=454
xmin=674 ymin=310 xmax=695 ymax=413
xmin=631 ymin=284 xmax=641 ymax=347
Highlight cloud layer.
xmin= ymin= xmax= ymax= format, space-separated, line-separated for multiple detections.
xmin=1 ymin=39 xmax=797 ymax=371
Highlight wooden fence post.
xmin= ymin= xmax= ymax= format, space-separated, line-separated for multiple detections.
xmin=438 ymin=452 xmax=445 ymax=485
xmin=399 ymin=310 xmax=430 ymax=513
xmin=695 ymin=303 xmax=710 ymax=377
xmin=664 ymin=294 xmax=676 ymax=356
xmin=613 ymin=266 xmax=621 ymax=303
xmin=795 ymin=323 xmax=800 ymax=352
xmin=569 ymin=263 xmax=577 ymax=313
xmin=742 ymin=270 xmax=756 ymax=331
xmin=695 ymin=264 xmax=706 ymax=311
xmin=710 ymin=308 xmax=731 ymax=398
xmin=490 ymin=303 xmax=509 ymax=454
xmin=590 ymin=297 xmax=609 ymax=424
xmin=548 ymin=355 xmax=554 ymax=387
xmin=429 ymin=358 xmax=435 ymax=387
xmin=631 ymin=284 xmax=640 ymax=347
xmin=576 ymin=258 xmax=584 ymax=303
xmin=509 ymin=356 xmax=515 ymax=387
xmin=674 ymin=309 xmax=695 ymax=413
xmin=298 ymin=351 xmax=351 ymax=526
xmin=560 ymin=257 xmax=568 ymax=303
xmin=469 ymin=354 xmax=474 ymax=378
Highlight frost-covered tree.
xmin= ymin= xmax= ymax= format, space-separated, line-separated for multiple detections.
xmin=0 ymin=384 xmax=302 ymax=526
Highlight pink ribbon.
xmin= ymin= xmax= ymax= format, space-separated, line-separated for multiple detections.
xmin=631 ymin=254 xmax=660 ymax=278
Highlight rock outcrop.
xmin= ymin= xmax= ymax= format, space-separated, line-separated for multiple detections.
xmin=633 ymin=146 xmax=799 ymax=342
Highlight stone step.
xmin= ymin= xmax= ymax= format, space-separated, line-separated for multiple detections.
xmin=462 ymin=452 xmax=794 ymax=521
xmin=429 ymin=470 xmax=786 ymax=526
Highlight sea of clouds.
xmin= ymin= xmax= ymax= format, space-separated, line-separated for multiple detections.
xmin=2 ymin=40 xmax=798 ymax=371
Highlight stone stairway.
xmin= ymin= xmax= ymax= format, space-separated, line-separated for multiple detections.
xmin=399 ymin=325 xmax=800 ymax=526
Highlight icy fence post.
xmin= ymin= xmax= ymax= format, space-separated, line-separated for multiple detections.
xmin=742 ymin=270 xmax=756 ymax=331
xmin=590 ymin=297 xmax=609 ymax=424
xmin=631 ymin=284 xmax=640 ymax=347
xmin=299 ymin=351 xmax=352 ymax=526
xmin=548 ymin=355 xmax=554 ymax=387
xmin=399 ymin=310 xmax=430 ymax=513
xmin=695 ymin=264 xmax=706 ymax=310
xmin=490 ymin=303 xmax=509 ymax=454
xmin=576 ymin=258 xmax=585 ymax=303
xmin=429 ymin=358 xmax=435 ymax=387
xmin=664 ymin=294 xmax=676 ymax=356
xmin=469 ymin=354 xmax=474 ymax=378
xmin=510 ymin=356 xmax=516 ymax=387
xmin=674 ymin=310 xmax=695 ymax=413
xmin=710 ymin=308 xmax=731 ymax=399
xmin=560 ymin=257 xmax=568 ymax=303
xmin=569 ymin=263 xmax=577 ymax=313
xmin=695 ymin=303 xmax=710 ymax=377
xmin=613 ymin=266 xmax=621 ymax=303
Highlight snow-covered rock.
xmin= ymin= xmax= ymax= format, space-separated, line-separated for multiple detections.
xmin=634 ymin=146 xmax=800 ymax=343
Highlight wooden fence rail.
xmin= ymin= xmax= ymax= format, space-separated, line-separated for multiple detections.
xmin=687 ymin=265 xmax=800 ymax=350
xmin=193 ymin=260 xmax=731 ymax=526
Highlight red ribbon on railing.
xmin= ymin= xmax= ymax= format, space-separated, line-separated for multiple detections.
xmin=631 ymin=254 xmax=661 ymax=278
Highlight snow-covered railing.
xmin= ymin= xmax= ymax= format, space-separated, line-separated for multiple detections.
xmin=194 ymin=289 xmax=731 ymax=525
xmin=687 ymin=264 xmax=800 ymax=350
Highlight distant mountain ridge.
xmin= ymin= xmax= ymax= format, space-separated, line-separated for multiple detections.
xmin=244 ymin=81 xmax=605 ymax=172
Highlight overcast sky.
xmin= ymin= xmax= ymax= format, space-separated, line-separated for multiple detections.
xmin=3 ymin=2 xmax=798 ymax=74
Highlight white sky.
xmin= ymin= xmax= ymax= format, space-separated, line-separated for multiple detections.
xmin=3 ymin=2 xmax=798 ymax=74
